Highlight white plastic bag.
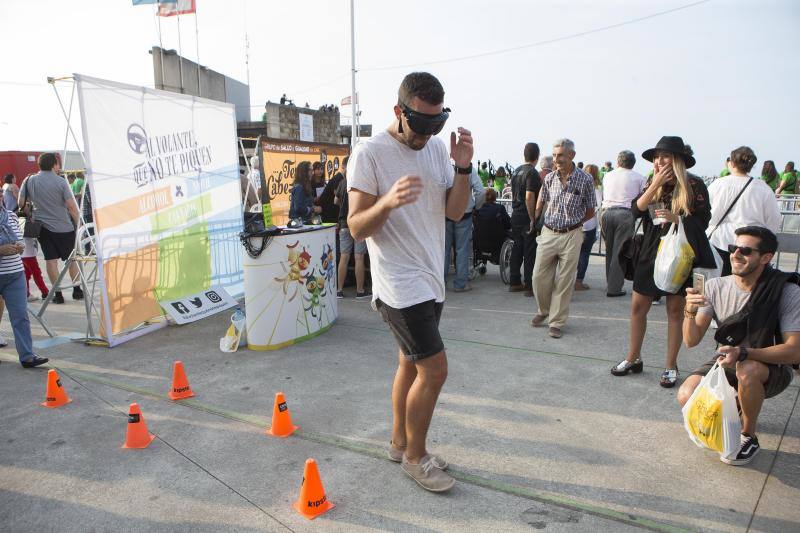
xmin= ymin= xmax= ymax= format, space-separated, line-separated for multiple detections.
xmin=682 ymin=362 xmax=742 ymax=460
xmin=694 ymin=246 xmax=723 ymax=281
xmin=654 ymin=218 xmax=695 ymax=293
xmin=219 ymin=309 xmax=246 ymax=352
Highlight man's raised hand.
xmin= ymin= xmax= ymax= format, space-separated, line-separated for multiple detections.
xmin=450 ymin=127 xmax=473 ymax=169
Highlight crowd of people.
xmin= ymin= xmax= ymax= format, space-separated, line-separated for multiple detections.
xmin=336 ymin=71 xmax=799 ymax=493
xmin=0 ymin=153 xmax=88 ymax=369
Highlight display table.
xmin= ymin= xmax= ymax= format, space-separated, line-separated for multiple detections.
xmin=243 ymin=225 xmax=338 ymax=350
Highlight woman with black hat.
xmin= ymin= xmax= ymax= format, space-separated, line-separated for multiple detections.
xmin=611 ymin=136 xmax=715 ymax=387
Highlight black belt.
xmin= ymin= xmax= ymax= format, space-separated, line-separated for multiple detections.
xmin=460 ymin=210 xmax=473 ymax=221
xmin=544 ymin=222 xmax=582 ymax=233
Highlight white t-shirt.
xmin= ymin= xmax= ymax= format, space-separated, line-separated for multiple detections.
xmin=583 ymin=188 xmax=603 ymax=231
xmin=348 ymin=130 xmax=455 ymax=308
xmin=600 ymin=168 xmax=646 ymax=209
xmin=707 ymin=175 xmax=782 ymax=250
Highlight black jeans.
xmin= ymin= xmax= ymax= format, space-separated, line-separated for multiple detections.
xmin=510 ymin=219 xmax=537 ymax=287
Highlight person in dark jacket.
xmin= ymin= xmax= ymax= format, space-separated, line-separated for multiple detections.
xmin=289 ymin=161 xmax=321 ymax=223
xmin=611 ymin=136 xmax=715 ymax=387
xmin=318 ymin=158 xmax=346 ymax=223
xmin=680 ymin=226 xmax=799 ymax=466
xmin=475 ymin=187 xmax=511 ymax=230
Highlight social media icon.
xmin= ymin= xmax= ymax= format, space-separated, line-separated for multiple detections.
xmin=171 ymin=302 xmax=190 ymax=314
xmin=189 ymin=297 xmax=203 ymax=308
xmin=205 ymin=291 xmax=222 ymax=303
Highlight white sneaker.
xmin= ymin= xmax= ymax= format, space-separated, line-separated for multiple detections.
xmin=27 ymin=294 xmax=39 ymax=302
xmin=0 ymin=333 xmax=7 ymax=347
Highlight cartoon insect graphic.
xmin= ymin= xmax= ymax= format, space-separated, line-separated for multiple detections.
xmin=274 ymin=242 xmax=312 ymax=302
xmin=302 ymin=269 xmax=328 ymax=319
xmin=320 ymin=244 xmax=335 ymax=284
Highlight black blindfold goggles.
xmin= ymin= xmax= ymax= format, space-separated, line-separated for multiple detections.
xmin=400 ymin=103 xmax=451 ymax=135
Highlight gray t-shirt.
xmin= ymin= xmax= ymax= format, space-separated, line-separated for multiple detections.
xmin=348 ymin=130 xmax=454 ymax=308
xmin=698 ymin=275 xmax=800 ymax=346
xmin=19 ymin=171 xmax=75 ymax=233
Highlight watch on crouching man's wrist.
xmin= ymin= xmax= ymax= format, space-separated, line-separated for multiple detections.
xmin=454 ymin=162 xmax=473 ymax=175
xmin=738 ymin=346 xmax=749 ymax=362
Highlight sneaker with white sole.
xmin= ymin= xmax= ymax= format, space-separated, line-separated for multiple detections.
xmin=401 ymin=454 xmax=455 ymax=492
xmin=0 ymin=333 xmax=7 ymax=347
xmin=721 ymin=434 xmax=760 ymax=466
xmin=388 ymin=443 xmax=449 ymax=470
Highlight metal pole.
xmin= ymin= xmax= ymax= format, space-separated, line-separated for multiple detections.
xmin=156 ymin=7 xmax=166 ymax=89
xmin=349 ymin=0 xmax=358 ymax=150
xmin=194 ymin=6 xmax=201 ymax=97
xmin=61 ymin=82 xmax=75 ymax=169
xmin=177 ymin=12 xmax=185 ymax=93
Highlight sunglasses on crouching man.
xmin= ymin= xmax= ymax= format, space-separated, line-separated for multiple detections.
xmin=399 ymin=103 xmax=451 ymax=135
xmin=728 ymin=244 xmax=762 ymax=256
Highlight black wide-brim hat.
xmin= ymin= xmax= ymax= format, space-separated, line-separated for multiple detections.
xmin=642 ymin=136 xmax=696 ymax=169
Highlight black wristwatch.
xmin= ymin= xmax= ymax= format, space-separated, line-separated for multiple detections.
xmin=454 ymin=163 xmax=473 ymax=175
xmin=738 ymin=347 xmax=749 ymax=362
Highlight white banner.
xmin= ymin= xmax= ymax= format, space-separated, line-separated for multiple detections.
xmin=299 ymin=113 xmax=314 ymax=142
xmin=76 ymin=74 xmax=243 ymax=346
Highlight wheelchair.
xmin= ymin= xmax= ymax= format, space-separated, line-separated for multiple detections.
xmin=470 ymin=210 xmax=513 ymax=284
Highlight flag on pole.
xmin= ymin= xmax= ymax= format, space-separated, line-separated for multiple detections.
xmin=131 ymin=0 xmax=158 ymax=5
xmin=341 ymin=94 xmax=358 ymax=106
xmin=157 ymin=0 xmax=196 ymax=17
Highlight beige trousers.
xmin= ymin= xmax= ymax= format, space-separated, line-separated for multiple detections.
xmin=532 ymin=226 xmax=583 ymax=329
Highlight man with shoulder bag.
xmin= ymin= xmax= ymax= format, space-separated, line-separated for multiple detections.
xmin=680 ymin=226 xmax=799 ymax=466
xmin=18 ymin=153 xmax=83 ymax=304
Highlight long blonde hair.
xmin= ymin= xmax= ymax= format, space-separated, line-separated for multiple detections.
xmin=655 ymin=156 xmax=692 ymax=216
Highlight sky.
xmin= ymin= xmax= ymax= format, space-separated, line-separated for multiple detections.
xmin=0 ymin=0 xmax=798 ymax=177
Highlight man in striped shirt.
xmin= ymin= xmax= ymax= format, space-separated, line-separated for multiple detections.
xmin=0 ymin=205 xmax=48 ymax=368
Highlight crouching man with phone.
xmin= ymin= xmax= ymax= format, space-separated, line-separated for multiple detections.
xmin=679 ymin=226 xmax=800 ymax=465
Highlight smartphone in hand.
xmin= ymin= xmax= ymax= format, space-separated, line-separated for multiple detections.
xmin=692 ymin=272 xmax=706 ymax=296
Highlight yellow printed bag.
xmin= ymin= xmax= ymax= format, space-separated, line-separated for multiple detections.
xmin=682 ymin=362 xmax=742 ymax=459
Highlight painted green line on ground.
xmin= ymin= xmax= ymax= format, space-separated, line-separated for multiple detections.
xmin=50 ymin=363 xmax=693 ymax=533
xmin=338 ymin=322 xmax=649 ymax=367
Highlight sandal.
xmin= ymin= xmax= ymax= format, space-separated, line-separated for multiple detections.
xmin=611 ymin=358 xmax=643 ymax=376
xmin=660 ymin=368 xmax=679 ymax=388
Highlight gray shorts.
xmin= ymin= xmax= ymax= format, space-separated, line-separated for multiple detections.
xmin=690 ymin=358 xmax=794 ymax=399
xmin=339 ymin=227 xmax=366 ymax=255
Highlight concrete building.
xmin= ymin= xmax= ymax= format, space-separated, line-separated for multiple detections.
xmin=150 ymin=47 xmax=251 ymax=123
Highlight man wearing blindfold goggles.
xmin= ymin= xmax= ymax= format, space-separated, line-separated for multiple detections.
xmin=347 ymin=72 xmax=474 ymax=493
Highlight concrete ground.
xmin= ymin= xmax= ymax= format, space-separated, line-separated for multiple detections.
xmin=0 ymin=257 xmax=798 ymax=532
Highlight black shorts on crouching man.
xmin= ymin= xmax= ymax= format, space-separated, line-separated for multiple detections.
xmin=377 ymin=299 xmax=444 ymax=361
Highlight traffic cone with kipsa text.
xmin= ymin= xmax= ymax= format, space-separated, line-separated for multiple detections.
xmin=293 ymin=458 xmax=334 ymax=519
xmin=266 ymin=392 xmax=298 ymax=437
xmin=41 ymin=369 xmax=71 ymax=408
xmin=168 ymin=361 xmax=195 ymax=400
xmin=122 ymin=403 xmax=155 ymax=449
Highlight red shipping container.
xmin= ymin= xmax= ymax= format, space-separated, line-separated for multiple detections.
xmin=0 ymin=151 xmax=62 ymax=186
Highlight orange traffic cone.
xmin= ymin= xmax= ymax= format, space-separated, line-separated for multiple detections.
xmin=122 ymin=402 xmax=155 ymax=449
xmin=41 ymin=369 xmax=72 ymax=408
xmin=293 ymin=458 xmax=335 ymax=519
xmin=168 ymin=361 xmax=195 ymax=400
xmin=266 ymin=392 xmax=298 ymax=437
